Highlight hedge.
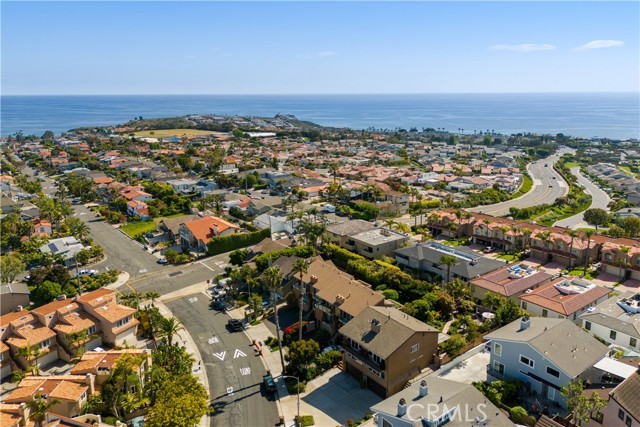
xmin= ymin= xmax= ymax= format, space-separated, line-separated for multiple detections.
xmin=207 ymin=228 xmax=271 ymax=256
xmin=254 ymin=245 xmax=316 ymax=271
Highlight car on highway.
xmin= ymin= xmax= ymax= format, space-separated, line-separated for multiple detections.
xmin=75 ymin=269 xmax=97 ymax=278
xmin=157 ymin=257 xmax=168 ymax=265
xmin=227 ymin=319 xmax=245 ymax=332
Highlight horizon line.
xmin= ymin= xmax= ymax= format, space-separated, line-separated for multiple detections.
xmin=3 ymin=91 xmax=639 ymax=97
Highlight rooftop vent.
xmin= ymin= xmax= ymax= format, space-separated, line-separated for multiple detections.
xmin=520 ymin=316 xmax=531 ymax=331
xmin=371 ymin=319 xmax=381 ymax=334
xmin=397 ymin=398 xmax=407 ymax=417
xmin=419 ymin=380 xmax=428 ymax=397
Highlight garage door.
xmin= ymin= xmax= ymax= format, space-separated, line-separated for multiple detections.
xmin=367 ymin=377 xmax=386 ymax=398
xmin=346 ymin=361 xmax=363 ymax=381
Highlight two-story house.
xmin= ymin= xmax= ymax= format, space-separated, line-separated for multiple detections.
xmin=600 ymin=239 xmax=640 ymax=281
xmin=179 ymin=215 xmax=240 ymax=253
xmin=0 ymin=284 xmax=30 ymax=315
xmin=2 ymin=312 xmax=60 ymax=372
xmin=485 ymin=317 xmax=609 ymax=408
xmin=396 ymin=241 xmax=503 ymax=282
xmin=125 ymin=200 xmax=151 ymax=220
xmin=71 ymin=349 xmax=151 ymax=389
xmin=600 ymin=367 xmax=640 ymax=427
xmin=166 ymin=178 xmax=198 ymax=195
xmin=580 ymin=292 xmax=640 ymax=352
xmin=469 ymin=264 xmax=554 ymax=304
xmin=339 ymin=306 xmax=439 ymax=398
xmin=530 ymin=229 xmax=604 ymax=267
xmin=4 ymin=374 xmax=95 ymax=419
xmin=76 ymin=289 xmax=138 ymax=347
xmin=119 ymin=186 xmax=153 ymax=203
xmin=369 ymin=377 xmax=515 ymax=427
xmin=324 ymin=220 xmax=377 ymax=248
xmin=519 ymin=277 xmax=611 ymax=323
xmin=345 ymin=228 xmax=409 ymax=260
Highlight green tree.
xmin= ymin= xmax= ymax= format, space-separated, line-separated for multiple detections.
xmin=146 ymin=374 xmax=208 ymax=427
xmin=27 ymin=394 xmax=60 ymax=427
xmin=17 ymin=343 xmax=42 ymax=375
xmin=438 ymin=255 xmax=457 ymax=284
xmin=262 ymin=266 xmax=286 ymax=372
xmin=618 ymin=216 xmax=640 ymax=238
xmin=0 ymin=254 xmax=25 ymax=283
xmin=286 ymin=339 xmax=320 ymax=374
xmin=292 ymin=258 xmax=309 ymax=341
xmin=561 ymin=380 xmax=607 ymax=427
xmin=159 ymin=316 xmax=184 ymax=347
xmin=440 ymin=334 xmax=466 ymax=358
xmin=495 ymin=299 xmax=525 ymax=326
xmin=229 ymin=249 xmax=249 ymax=266
xmin=65 ymin=216 xmax=91 ymax=240
xmin=32 ymin=280 xmax=63 ymax=305
xmin=583 ymin=208 xmax=609 ymax=230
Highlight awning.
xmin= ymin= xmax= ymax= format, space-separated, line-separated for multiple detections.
xmin=593 ymin=357 xmax=637 ymax=379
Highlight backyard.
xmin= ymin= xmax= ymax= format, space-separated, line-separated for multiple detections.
xmin=119 ymin=221 xmax=157 ymax=239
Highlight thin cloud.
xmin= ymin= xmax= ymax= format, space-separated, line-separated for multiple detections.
xmin=317 ymin=50 xmax=338 ymax=57
xmin=574 ymin=40 xmax=624 ymax=51
xmin=489 ymin=43 xmax=556 ymax=52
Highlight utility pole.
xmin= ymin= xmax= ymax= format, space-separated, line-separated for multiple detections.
xmin=74 ymin=254 xmax=82 ymax=296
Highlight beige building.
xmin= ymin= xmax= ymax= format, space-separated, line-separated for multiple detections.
xmin=339 ymin=306 xmax=439 ymax=398
xmin=76 ymin=289 xmax=138 ymax=347
xmin=0 ymin=284 xmax=30 ymax=316
xmin=469 ymin=264 xmax=554 ymax=304
xmin=71 ymin=349 xmax=152 ymax=388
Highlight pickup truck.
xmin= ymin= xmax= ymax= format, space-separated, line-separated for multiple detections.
xmin=263 ymin=373 xmax=277 ymax=394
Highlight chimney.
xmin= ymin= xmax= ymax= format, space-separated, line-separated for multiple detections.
xmin=213 ymin=224 xmax=219 ymax=235
xmin=520 ymin=316 xmax=531 ymax=331
xmin=86 ymin=373 xmax=96 ymax=395
xmin=397 ymin=398 xmax=407 ymax=417
xmin=335 ymin=294 xmax=345 ymax=305
xmin=371 ymin=319 xmax=381 ymax=334
xmin=419 ymin=380 xmax=428 ymax=397
xmin=16 ymin=305 xmax=23 ymax=312
xmin=310 ymin=275 xmax=318 ymax=284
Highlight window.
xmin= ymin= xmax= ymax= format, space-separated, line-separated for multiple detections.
xmin=39 ymin=339 xmax=50 ymax=349
xmin=372 ymin=353 xmax=383 ymax=365
xmin=636 ymin=258 xmax=640 ymax=266
xmin=610 ymin=330 xmax=617 ymax=340
xmin=573 ymin=313 xmax=577 ymax=320
xmin=87 ymin=326 xmax=96 ymax=335
xmin=547 ymin=387 xmax=555 ymax=400
xmin=546 ymin=367 xmax=560 ymax=378
xmin=351 ymin=340 xmax=361 ymax=351
xmin=98 ymin=367 xmax=110 ymax=373
xmin=116 ymin=317 xmax=130 ymax=328
xmin=619 ymin=409 xmax=625 ymax=420
xmin=519 ymin=355 xmax=534 ymax=368
xmin=493 ymin=361 xmax=504 ymax=374
xmin=631 ymin=337 xmax=637 ymax=348
xmin=410 ymin=343 xmax=420 ymax=354
xmin=382 ymin=418 xmax=393 ymax=427
xmin=585 ymin=321 xmax=591 ymax=331
xmin=494 ymin=342 xmax=502 ymax=356
xmin=521 ymin=301 xmax=527 ymax=310
xmin=606 ymin=254 xmax=612 ymax=261
xmin=470 ymin=285 xmax=475 ymax=292
xmin=542 ymin=309 xmax=548 ymax=318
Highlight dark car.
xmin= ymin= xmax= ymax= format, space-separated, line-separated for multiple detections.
xmin=263 ymin=373 xmax=277 ymax=394
xmin=227 ymin=319 xmax=244 ymax=332
xmin=210 ymin=300 xmax=228 ymax=311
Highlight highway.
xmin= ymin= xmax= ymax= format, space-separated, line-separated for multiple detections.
xmin=554 ymin=167 xmax=611 ymax=229
xmin=469 ymin=152 xmax=570 ymax=217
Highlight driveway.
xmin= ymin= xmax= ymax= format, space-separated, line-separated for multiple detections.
xmin=554 ymin=167 xmax=611 ymax=229
xmin=280 ymin=368 xmax=381 ymax=427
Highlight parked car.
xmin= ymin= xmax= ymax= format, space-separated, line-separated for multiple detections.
xmin=213 ymin=284 xmax=225 ymax=294
xmin=483 ymin=247 xmax=493 ymax=253
xmin=157 ymin=257 xmax=168 ymax=265
xmin=75 ymin=269 xmax=97 ymax=278
xmin=322 ymin=345 xmax=343 ymax=354
xmin=262 ymin=373 xmax=277 ymax=395
xmin=227 ymin=319 xmax=244 ymax=332
xmin=210 ymin=300 xmax=229 ymax=311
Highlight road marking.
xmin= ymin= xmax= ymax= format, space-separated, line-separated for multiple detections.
xmin=239 ymin=367 xmax=251 ymax=376
xmin=188 ymin=297 xmax=198 ymax=303
xmin=213 ymin=351 xmax=226 ymax=361
xmin=226 ymin=386 xmax=234 ymax=396
xmin=233 ymin=349 xmax=247 ymax=359
xmin=198 ymin=261 xmax=215 ymax=272
xmin=139 ymin=269 xmax=147 ymax=274
xmin=208 ymin=336 xmax=220 ymax=344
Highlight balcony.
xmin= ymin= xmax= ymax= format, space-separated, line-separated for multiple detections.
xmin=345 ymin=346 xmax=385 ymax=371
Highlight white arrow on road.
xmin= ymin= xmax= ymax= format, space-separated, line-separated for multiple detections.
xmin=213 ymin=351 xmax=226 ymax=361
xmin=233 ymin=349 xmax=247 ymax=359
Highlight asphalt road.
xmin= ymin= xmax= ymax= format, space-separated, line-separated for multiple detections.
xmin=166 ymin=294 xmax=279 ymax=427
xmin=469 ymin=153 xmax=570 ymax=217
xmin=553 ymin=167 xmax=611 ymax=229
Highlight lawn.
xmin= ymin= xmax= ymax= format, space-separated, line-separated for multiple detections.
xmin=563 ymin=161 xmax=580 ymax=169
xmin=120 ymin=221 xmax=157 ymax=239
xmin=496 ymin=253 xmax=526 ymax=262
xmin=132 ymin=129 xmax=217 ymax=138
xmin=563 ymin=267 xmax=599 ymax=281
xmin=511 ymin=174 xmax=533 ymax=198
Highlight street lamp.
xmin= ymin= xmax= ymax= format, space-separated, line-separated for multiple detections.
xmin=280 ymin=375 xmax=300 ymax=425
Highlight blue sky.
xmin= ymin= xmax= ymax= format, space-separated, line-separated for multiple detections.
xmin=2 ymin=1 xmax=638 ymax=95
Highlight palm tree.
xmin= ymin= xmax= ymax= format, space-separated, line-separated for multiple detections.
xmin=66 ymin=217 xmax=90 ymax=240
xmin=383 ymin=219 xmax=397 ymax=230
xmin=262 ymin=266 xmax=286 ymax=372
xmin=618 ymin=246 xmax=631 ymax=280
xmin=583 ymin=229 xmax=595 ymax=274
xmin=521 ymin=228 xmax=532 ymax=256
xmin=159 ymin=316 xmax=184 ymax=347
xmin=68 ymin=329 xmax=90 ymax=358
xmin=537 ymin=230 xmax=553 ymax=263
xmin=498 ymin=226 xmax=511 ymax=251
xmin=17 ymin=343 xmax=41 ymax=375
xmin=145 ymin=291 xmax=161 ymax=307
xmin=439 ymin=255 xmax=458 ymax=284
xmin=27 ymin=395 xmax=60 ymax=427
xmin=454 ymin=210 xmax=463 ymax=238
xmin=566 ymin=230 xmax=578 ymax=268
xmin=292 ymin=259 xmax=309 ymax=341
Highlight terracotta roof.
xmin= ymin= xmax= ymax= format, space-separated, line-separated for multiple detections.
xmin=92 ymin=177 xmax=113 ymax=184
xmin=182 ymin=215 xmax=239 ymax=244
xmin=76 ymin=288 xmax=115 ymax=305
xmin=91 ymin=303 xmax=136 ymax=323
xmin=0 ymin=404 xmax=22 ymax=427
xmin=121 ymin=189 xmax=152 ymax=200
xmin=0 ymin=311 xmax=34 ymax=327
xmin=32 ymin=300 xmax=78 ymax=317
xmin=7 ymin=324 xmax=56 ymax=348
xmin=5 ymin=377 xmax=89 ymax=404
xmin=70 ymin=349 xmax=149 ymax=375
xmin=49 ymin=381 xmax=87 ymax=401
xmin=519 ymin=278 xmax=611 ymax=315
xmin=53 ymin=312 xmax=97 ymax=335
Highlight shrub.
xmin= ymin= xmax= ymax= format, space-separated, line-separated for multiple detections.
xmin=316 ymin=350 xmax=343 ymax=372
xmin=382 ymin=289 xmax=399 ymax=301
xmin=254 ymin=245 xmax=316 ymax=271
xmin=207 ymin=229 xmax=271 ymax=256
xmin=509 ymin=406 xmax=528 ymax=423
xmin=295 ymin=415 xmax=314 ymax=427
xmin=286 ymin=378 xmax=306 ymax=394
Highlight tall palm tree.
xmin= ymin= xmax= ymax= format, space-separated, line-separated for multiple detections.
xmin=521 ymin=227 xmax=532 ymax=256
xmin=454 ymin=210 xmax=463 ymax=238
xmin=68 ymin=329 xmax=90 ymax=358
xmin=583 ymin=229 xmax=595 ymax=274
xmin=618 ymin=246 xmax=631 ymax=280
xmin=566 ymin=230 xmax=578 ymax=268
xmin=498 ymin=225 xmax=511 ymax=251
xmin=145 ymin=291 xmax=161 ymax=307
xmin=262 ymin=267 xmax=286 ymax=372
xmin=27 ymin=395 xmax=60 ymax=427
xmin=439 ymin=255 xmax=458 ymax=284
xmin=537 ymin=230 xmax=553 ymax=262
xmin=159 ymin=317 xmax=184 ymax=347
xmin=383 ymin=219 xmax=397 ymax=230
xmin=292 ymin=259 xmax=309 ymax=341
xmin=17 ymin=343 xmax=41 ymax=375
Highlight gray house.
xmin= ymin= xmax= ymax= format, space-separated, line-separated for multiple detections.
xmin=485 ymin=317 xmax=609 ymax=408
xmin=0 ymin=284 xmax=30 ymax=315
xmin=396 ymin=241 xmax=503 ymax=281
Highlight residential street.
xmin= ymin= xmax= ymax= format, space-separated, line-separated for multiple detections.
xmin=166 ymin=294 xmax=279 ymax=427
xmin=553 ymin=166 xmax=611 ymax=229
xmin=469 ymin=152 xmax=570 ymax=217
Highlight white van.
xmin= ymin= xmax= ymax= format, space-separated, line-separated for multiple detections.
xmin=321 ymin=204 xmax=336 ymax=213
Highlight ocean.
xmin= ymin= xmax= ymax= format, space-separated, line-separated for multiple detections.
xmin=1 ymin=93 xmax=639 ymax=140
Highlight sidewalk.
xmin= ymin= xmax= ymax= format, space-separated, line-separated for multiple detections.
xmin=105 ymin=271 xmax=130 ymax=290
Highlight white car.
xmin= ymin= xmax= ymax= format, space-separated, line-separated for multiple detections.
xmin=76 ymin=269 xmax=97 ymax=278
